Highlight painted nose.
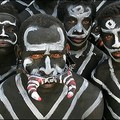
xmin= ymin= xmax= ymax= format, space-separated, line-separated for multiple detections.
xmin=0 ymin=27 xmax=9 ymax=37
xmin=112 ymin=35 xmax=120 ymax=48
xmin=74 ymin=22 xmax=83 ymax=33
xmin=39 ymin=56 xmax=55 ymax=75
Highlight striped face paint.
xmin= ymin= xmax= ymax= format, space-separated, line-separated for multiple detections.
xmin=24 ymin=25 xmax=65 ymax=51
xmin=0 ymin=13 xmax=18 ymax=46
xmin=100 ymin=17 xmax=120 ymax=62
xmin=64 ymin=5 xmax=92 ymax=46
xmin=22 ymin=23 xmax=76 ymax=101
xmin=23 ymin=25 xmax=67 ymax=77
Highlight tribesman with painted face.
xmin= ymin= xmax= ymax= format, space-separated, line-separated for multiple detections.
xmin=57 ymin=0 xmax=108 ymax=83
xmin=0 ymin=4 xmax=20 ymax=83
xmin=0 ymin=14 xmax=104 ymax=119
xmin=91 ymin=1 xmax=120 ymax=119
xmin=89 ymin=0 xmax=120 ymax=53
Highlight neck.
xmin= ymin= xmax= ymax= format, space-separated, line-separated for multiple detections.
xmin=110 ymin=58 xmax=120 ymax=67
xmin=0 ymin=52 xmax=16 ymax=74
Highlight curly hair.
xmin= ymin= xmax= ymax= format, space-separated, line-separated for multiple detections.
xmin=18 ymin=13 xmax=67 ymax=50
xmin=97 ymin=1 xmax=120 ymax=26
xmin=0 ymin=3 xmax=18 ymax=17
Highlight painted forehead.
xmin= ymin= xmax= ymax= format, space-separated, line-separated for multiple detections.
xmin=67 ymin=4 xmax=92 ymax=18
xmin=0 ymin=13 xmax=16 ymax=25
xmin=101 ymin=17 xmax=120 ymax=29
xmin=24 ymin=25 xmax=65 ymax=51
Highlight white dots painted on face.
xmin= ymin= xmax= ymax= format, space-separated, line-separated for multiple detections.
xmin=106 ymin=19 xmax=116 ymax=29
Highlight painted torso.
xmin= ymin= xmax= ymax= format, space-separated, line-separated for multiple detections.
xmin=0 ymin=72 xmax=103 ymax=119
xmin=69 ymin=41 xmax=107 ymax=81
xmin=92 ymin=58 xmax=120 ymax=119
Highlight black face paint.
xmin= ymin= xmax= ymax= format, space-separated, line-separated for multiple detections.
xmin=22 ymin=25 xmax=67 ymax=77
xmin=21 ymin=22 xmax=76 ymax=101
xmin=0 ymin=13 xmax=18 ymax=56
xmin=63 ymin=4 xmax=92 ymax=47
xmin=100 ymin=16 xmax=120 ymax=62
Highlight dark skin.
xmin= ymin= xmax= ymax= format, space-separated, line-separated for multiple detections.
xmin=0 ymin=13 xmax=18 ymax=81
xmin=57 ymin=2 xmax=107 ymax=81
xmin=0 ymin=14 xmax=104 ymax=119
xmin=92 ymin=9 xmax=120 ymax=119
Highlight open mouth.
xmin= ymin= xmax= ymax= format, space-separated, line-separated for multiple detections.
xmin=0 ymin=40 xmax=11 ymax=47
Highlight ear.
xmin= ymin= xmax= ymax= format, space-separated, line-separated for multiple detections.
xmin=14 ymin=44 xmax=25 ymax=74
xmin=65 ymin=43 xmax=70 ymax=53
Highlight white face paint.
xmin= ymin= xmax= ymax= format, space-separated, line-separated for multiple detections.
xmin=0 ymin=20 xmax=17 ymax=45
xmin=39 ymin=54 xmax=66 ymax=76
xmin=102 ymin=19 xmax=120 ymax=48
xmin=67 ymin=5 xmax=92 ymax=38
xmin=39 ymin=56 xmax=55 ymax=75
xmin=23 ymin=25 xmax=67 ymax=77
xmin=23 ymin=57 xmax=33 ymax=71
xmin=101 ymin=19 xmax=120 ymax=62
xmin=24 ymin=26 xmax=65 ymax=51
xmin=25 ymin=54 xmax=66 ymax=77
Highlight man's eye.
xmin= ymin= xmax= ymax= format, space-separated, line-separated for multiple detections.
xmin=82 ymin=20 xmax=90 ymax=25
xmin=50 ymin=54 xmax=63 ymax=58
xmin=105 ymin=34 xmax=113 ymax=41
xmin=6 ymin=26 xmax=15 ymax=33
xmin=68 ymin=20 xmax=76 ymax=24
xmin=31 ymin=54 xmax=44 ymax=59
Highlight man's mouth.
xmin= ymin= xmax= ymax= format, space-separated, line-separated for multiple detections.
xmin=41 ymin=83 xmax=56 ymax=88
xmin=112 ymin=51 xmax=120 ymax=58
xmin=69 ymin=37 xmax=85 ymax=44
xmin=0 ymin=40 xmax=11 ymax=47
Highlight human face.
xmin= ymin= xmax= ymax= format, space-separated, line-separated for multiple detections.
xmin=22 ymin=25 xmax=66 ymax=78
xmin=100 ymin=16 xmax=120 ymax=62
xmin=0 ymin=13 xmax=17 ymax=48
xmin=64 ymin=4 xmax=92 ymax=46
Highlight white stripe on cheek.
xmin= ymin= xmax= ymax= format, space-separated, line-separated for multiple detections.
xmin=23 ymin=57 xmax=33 ymax=70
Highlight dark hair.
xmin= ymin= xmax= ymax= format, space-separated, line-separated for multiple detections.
xmin=18 ymin=13 xmax=67 ymax=50
xmin=0 ymin=3 xmax=18 ymax=17
xmin=57 ymin=0 xmax=96 ymax=22
xmin=0 ymin=3 xmax=20 ymax=27
xmin=97 ymin=1 xmax=120 ymax=26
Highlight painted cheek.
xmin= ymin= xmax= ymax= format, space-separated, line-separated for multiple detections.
xmin=56 ymin=58 xmax=66 ymax=69
xmin=23 ymin=57 xmax=33 ymax=71
xmin=9 ymin=33 xmax=17 ymax=42
xmin=64 ymin=23 xmax=72 ymax=32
